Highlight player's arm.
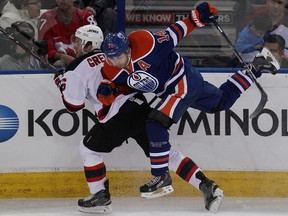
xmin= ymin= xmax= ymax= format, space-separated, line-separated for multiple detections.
xmin=97 ymin=79 xmax=134 ymax=106
xmin=166 ymin=2 xmax=218 ymax=45
xmin=54 ymin=70 xmax=86 ymax=112
xmin=149 ymin=2 xmax=218 ymax=58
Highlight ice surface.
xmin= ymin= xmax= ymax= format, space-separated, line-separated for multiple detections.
xmin=0 ymin=197 xmax=287 ymax=216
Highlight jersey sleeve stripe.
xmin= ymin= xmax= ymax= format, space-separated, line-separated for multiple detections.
xmin=62 ymin=96 xmax=85 ymax=112
xmin=167 ymin=28 xmax=178 ymax=46
xmin=228 ymin=71 xmax=252 ymax=92
xmin=170 ymin=23 xmax=184 ymax=41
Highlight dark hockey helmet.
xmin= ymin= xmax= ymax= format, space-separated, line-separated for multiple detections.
xmin=103 ymin=31 xmax=129 ymax=57
xmin=3 ymin=21 xmax=35 ymax=58
xmin=9 ymin=20 xmax=35 ymax=42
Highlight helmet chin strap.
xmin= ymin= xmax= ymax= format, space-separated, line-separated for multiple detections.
xmin=82 ymin=42 xmax=93 ymax=55
xmin=125 ymin=48 xmax=131 ymax=67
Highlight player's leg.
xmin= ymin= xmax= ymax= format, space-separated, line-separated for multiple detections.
xmin=77 ymin=108 xmax=134 ymax=213
xmin=139 ymin=109 xmax=174 ymax=198
xmin=135 ymin=125 xmax=223 ymax=212
xmin=78 ymin=140 xmax=112 ymax=214
xmin=169 ymin=148 xmax=224 ymax=213
xmin=78 ymin=95 xmax=152 ymax=212
xmin=135 ymin=123 xmax=223 ymax=213
xmin=188 ymin=68 xmax=259 ymax=113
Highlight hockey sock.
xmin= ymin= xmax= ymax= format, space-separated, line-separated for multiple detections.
xmin=146 ymin=120 xmax=171 ymax=176
xmin=79 ymin=140 xmax=106 ymax=194
xmin=84 ymin=162 xmax=106 ymax=194
xmin=169 ymin=148 xmax=202 ymax=190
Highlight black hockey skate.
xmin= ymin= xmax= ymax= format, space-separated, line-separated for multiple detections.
xmin=140 ymin=171 xmax=174 ymax=199
xmin=199 ymin=178 xmax=224 ymax=213
xmin=78 ymin=179 xmax=112 ymax=214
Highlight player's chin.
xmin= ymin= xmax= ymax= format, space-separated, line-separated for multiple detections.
xmin=117 ymin=63 xmax=127 ymax=69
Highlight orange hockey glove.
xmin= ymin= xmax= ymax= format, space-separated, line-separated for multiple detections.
xmin=97 ymin=80 xmax=119 ymax=106
xmin=191 ymin=2 xmax=218 ymax=27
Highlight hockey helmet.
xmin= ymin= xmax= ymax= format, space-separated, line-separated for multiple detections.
xmin=103 ymin=31 xmax=129 ymax=57
xmin=0 ymin=21 xmax=35 ymax=57
xmin=10 ymin=21 xmax=35 ymax=40
xmin=75 ymin=24 xmax=103 ymax=50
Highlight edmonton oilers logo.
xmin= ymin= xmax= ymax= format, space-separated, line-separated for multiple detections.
xmin=127 ymin=70 xmax=159 ymax=92
xmin=0 ymin=105 xmax=19 ymax=142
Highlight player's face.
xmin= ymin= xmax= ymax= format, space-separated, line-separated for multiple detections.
xmin=106 ymin=49 xmax=131 ymax=68
xmin=74 ymin=37 xmax=84 ymax=58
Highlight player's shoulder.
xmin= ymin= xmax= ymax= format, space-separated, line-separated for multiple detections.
xmin=129 ymin=30 xmax=155 ymax=60
xmin=129 ymin=30 xmax=154 ymax=44
xmin=66 ymin=50 xmax=104 ymax=72
xmin=102 ymin=61 xmax=124 ymax=80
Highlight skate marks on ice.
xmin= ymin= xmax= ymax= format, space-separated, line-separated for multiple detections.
xmin=0 ymin=197 xmax=287 ymax=216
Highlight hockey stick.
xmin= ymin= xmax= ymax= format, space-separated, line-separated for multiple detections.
xmin=0 ymin=26 xmax=59 ymax=74
xmin=209 ymin=16 xmax=268 ymax=119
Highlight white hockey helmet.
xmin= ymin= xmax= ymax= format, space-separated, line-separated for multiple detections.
xmin=75 ymin=25 xmax=104 ymax=50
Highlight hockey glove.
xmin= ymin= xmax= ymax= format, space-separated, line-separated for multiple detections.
xmin=250 ymin=47 xmax=280 ymax=78
xmin=54 ymin=70 xmax=66 ymax=93
xmin=191 ymin=2 xmax=218 ymax=27
xmin=97 ymin=80 xmax=119 ymax=106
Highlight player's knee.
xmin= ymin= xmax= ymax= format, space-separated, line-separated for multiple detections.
xmin=79 ymin=139 xmax=103 ymax=166
xmin=146 ymin=120 xmax=170 ymax=149
xmin=147 ymin=109 xmax=174 ymax=129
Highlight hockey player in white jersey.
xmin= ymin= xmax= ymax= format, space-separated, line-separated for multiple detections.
xmin=54 ymin=24 xmax=223 ymax=214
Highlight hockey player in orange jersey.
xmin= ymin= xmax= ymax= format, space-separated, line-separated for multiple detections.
xmin=97 ymin=1 xmax=279 ymax=210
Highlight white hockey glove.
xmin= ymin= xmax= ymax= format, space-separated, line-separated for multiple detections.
xmin=250 ymin=47 xmax=280 ymax=77
xmin=54 ymin=70 xmax=66 ymax=93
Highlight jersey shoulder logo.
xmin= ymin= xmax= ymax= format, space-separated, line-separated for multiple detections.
xmin=127 ymin=70 xmax=159 ymax=92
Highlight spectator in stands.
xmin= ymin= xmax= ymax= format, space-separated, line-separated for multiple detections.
xmin=241 ymin=0 xmax=288 ymax=28
xmin=235 ymin=15 xmax=273 ymax=63
xmin=0 ymin=21 xmax=41 ymax=69
xmin=0 ymin=0 xmax=8 ymax=16
xmin=40 ymin=0 xmax=56 ymax=9
xmin=0 ymin=0 xmax=46 ymax=40
xmin=264 ymin=34 xmax=288 ymax=68
xmin=39 ymin=0 xmax=97 ymax=67
xmin=74 ymin=0 xmax=117 ymax=36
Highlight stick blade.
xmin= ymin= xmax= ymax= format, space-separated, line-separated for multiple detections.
xmin=249 ymin=91 xmax=268 ymax=119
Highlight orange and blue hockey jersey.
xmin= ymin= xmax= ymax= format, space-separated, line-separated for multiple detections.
xmin=102 ymin=15 xmax=197 ymax=95
xmin=102 ymin=14 xmax=253 ymax=118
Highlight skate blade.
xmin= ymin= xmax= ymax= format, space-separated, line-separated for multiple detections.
xmin=77 ymin=205 xmax=112 ymax=214
xmin=208 ymin=188 xmax=224 ymax=213
xmin=141 ymin=185 xmax=174 ymax=199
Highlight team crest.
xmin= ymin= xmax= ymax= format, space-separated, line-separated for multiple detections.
xmin=127 ymin=71 xmax=159 ymax=92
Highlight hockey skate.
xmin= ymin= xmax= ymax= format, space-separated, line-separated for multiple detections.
xmin=78 ymin=179 xmax=112 ymax=214
xmin=140 ymin=171 xmax=174 ymax=199
xmin=199 ymin=178 xmax=224 ymax=213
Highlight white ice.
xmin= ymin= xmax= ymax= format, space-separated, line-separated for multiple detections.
xmin=0 ymin=197 xmax=288 ymax=216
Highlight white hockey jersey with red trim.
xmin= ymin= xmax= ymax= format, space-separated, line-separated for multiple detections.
xmin=61 ymin=50 xmax=135 ymax=123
